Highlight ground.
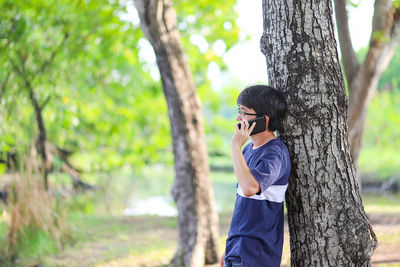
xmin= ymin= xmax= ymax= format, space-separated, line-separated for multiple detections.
xmin=31 ymin=212 xmax=400 ymax=267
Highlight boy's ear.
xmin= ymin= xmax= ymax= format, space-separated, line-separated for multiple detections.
xmin=264 ymin=115 xmax=270 ymax=131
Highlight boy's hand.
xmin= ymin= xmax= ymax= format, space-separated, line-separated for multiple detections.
xmin=220 ymin=252 xmax=225 ymax=267
xmin=231 ymin=119 xmax=256 ymax=148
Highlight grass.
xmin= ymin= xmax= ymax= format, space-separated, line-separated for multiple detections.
xmin=41 ymin=214 xmax=179 ymax=267
xmin=1 ymin=164 xmax=399 ymax=267
xmin=0 ymin=156 xmax=69 ymax=266
xmin=0 ymin=216 xmax=65 ymax=267
xmin=1 ymin=191 xmax=397 ymax=266
xmin=377 ymin=231 xmax=400 ymax=245
xmin=363 ymin=194 xmax=400 ymax=215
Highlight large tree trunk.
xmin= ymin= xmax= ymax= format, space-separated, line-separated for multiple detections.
xmin=135 ymin=1 xmax=219 ymax=266
xmin=261 ymin=0 xmax=377 ymax=265
xmin=335 ymin=0 xmax=400 ymax=166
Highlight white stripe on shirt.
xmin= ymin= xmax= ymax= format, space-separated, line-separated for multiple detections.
xmin=237 ymin=184 xmax=288 ymax=202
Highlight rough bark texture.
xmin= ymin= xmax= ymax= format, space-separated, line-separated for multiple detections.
xmin=261 ymin=0 xmax=377 ymax=266
xmin=135 ymin=1 xmax=220 ymax=266
xmin=335 ymin=0 xmax=400 ymax=165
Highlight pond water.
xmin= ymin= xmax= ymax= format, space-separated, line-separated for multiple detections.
xmin=120 ymin=166 xmax=400 ymax=217
xmin=124 ymin=195 xmax=177 ymax=216
xmin=122 ymin=165 xmax=237 ymax=216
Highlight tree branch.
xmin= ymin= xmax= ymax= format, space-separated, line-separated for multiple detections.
xmin=362 ymin=0 xmax=400 ymax=80
xmin=334 ymin=0 xmax=360 ymax=85
xmin=38 ymin=32 xmax=69 ymax=74
xmin=0 ymin=71 xmax=11 ymax=101
xmin=10 ymin=55 xmax=31 ymax=92
xmin=10 ymin=50 xmax=33 ymax=92
xmin=40 ymin=94 xmax=52 ymax=110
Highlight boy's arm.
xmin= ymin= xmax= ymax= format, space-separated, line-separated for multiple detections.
xmin=220 ymin=252 xmax=225 ymax=267
xmin=231 ymin=120 xmax=260 ymax=197
xmin=231 ymin=145 xmax=260 ymax=196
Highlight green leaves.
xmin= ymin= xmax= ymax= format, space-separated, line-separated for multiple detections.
xmin=371 ymin=30 xmax=391 ymax=44
xmin=393 ymin=0 xmax=400 ymax=9
xmin=174 ymin=0 xmax=240 ymax=95
xmin=1 ymin=0 xmax=150 ymax=171
xmin=378 ymin=47 xmax=400 ymax=91
xmin=359 ymin=89 xmax=400 ymax=178
xmin=0 ymin=0 xmax=241 ymax=177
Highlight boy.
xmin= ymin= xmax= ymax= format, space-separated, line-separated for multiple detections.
xmin=221 ymin=85 xmax=291 ymax=267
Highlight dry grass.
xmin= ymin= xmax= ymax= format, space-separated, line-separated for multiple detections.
xmin=5 ymin=152 xmax=67 ymax=256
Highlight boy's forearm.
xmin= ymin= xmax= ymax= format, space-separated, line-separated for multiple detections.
xmin=231 ymin=145 xmax=260 ymax=196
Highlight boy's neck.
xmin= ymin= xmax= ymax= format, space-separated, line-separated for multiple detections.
xmin=251 ymin=130 xmax=276 ymax=149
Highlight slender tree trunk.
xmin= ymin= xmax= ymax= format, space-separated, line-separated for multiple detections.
xmin=10 ymin=56 xmax=52 ymax=190
xmin=261 ymin=0 xmax=377 ymax=265
xmin=28 ymin=88 xmax=50 ymax=190
xmin=135 ymin=1 xmax=219 ymax=266
xmin=9 ymin=32 xmax=72 ymax=191
xmin=335 ymin=0 xmax=400 ymax=166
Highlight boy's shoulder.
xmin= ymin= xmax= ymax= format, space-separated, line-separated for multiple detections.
xmin=244 ymin=138 xmax=290 ymax=159
xmin=258 ymin=139 xmax=290 ymax=163
xmin=261 ymin=138 xmax=287 ymax=151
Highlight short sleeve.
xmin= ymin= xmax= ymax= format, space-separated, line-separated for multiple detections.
xmin=249 ymin=150 xmax=282 ymax=192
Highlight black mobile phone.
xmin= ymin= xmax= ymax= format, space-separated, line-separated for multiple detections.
xmin=237 ymin=117 xmax=266 ymax=135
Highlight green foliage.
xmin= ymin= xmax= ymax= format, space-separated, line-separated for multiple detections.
xmin=0 ymin=0 xmax=241 ymax=177
xmin=0 ymin=156 xmax=70 ymax=264
xmin=9 ymin=227 xmax=61 ymax=260
xmin=354 ymin=47 xmax=400 ymax=178
xmin=0 ymin=0 xmax=170 ymax=174
xmin=175 ymin=0 xmax=240 ymax=72
xmin=377 ymin=47 xmax=400 ymax=91
xmin=371 ymin=30 xmax=391 ymax=44
xmin=203 ymin=86 xmax=241 ymax=155
xmin=393 ymin=0 xmax=400 ymax=9
xmin=64 ymin=192 xmax=96 ymax=215
xmin=355 ymin=46 xmax=400 ymax=93
xmin=347 ymin=0 xmax=361 ymax=8
xmin=174 ymin=0 xmax=241 ymax=109
xmin=355 ymin=46 xmax=368 ymax=63
xmin=359 ymin=90 xmax=400 ymax=179
xmin=363 ymin=194 xmax=400 ymax=214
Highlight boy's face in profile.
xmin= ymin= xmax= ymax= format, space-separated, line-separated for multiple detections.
xmin=237 ymin=105 xmax=258 ymax=122
xmin=237 ymin=104 xmax=271 ymax=135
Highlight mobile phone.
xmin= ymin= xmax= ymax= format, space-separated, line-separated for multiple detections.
xmin=237 ymin=117 xmax=266 ymax=135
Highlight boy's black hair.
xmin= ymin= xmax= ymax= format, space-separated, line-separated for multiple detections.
xmin=237 ymin=85 xmax=287 ymax=132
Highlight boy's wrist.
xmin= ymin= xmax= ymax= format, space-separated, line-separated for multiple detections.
xmin=231 ymin=143 xmax=242 ymax=153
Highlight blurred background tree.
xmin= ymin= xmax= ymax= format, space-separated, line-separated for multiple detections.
xmin=334 ymin=0 xmax=400 ymax=171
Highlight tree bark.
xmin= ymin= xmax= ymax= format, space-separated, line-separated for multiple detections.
xmin=261 ymin=0 xmax=377 ymax=265
xmin=335 ymin=0 xmax=400 ymax=166
xmin=135 ymin=1 xmax=220 ymax=266
xmin=334 ymin=0 xmax=360 ymax=83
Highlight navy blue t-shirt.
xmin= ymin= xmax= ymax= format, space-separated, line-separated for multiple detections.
xmin=225 ymin=138 xmax=291 ymax=267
